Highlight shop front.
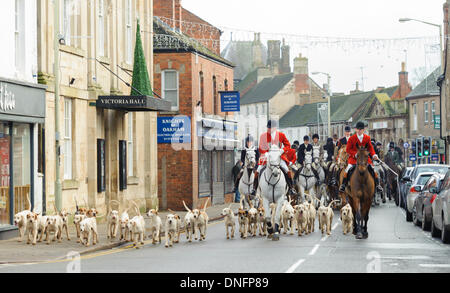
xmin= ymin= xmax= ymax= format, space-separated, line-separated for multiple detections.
xmin=0 ymin=77 xmax=46 ymax=239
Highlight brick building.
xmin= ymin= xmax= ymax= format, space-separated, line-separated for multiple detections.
xmin=152 ymin=9 xmax=236 ymax=210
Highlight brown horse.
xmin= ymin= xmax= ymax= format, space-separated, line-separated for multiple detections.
xmin=347 ymin=145 xmax=375 ymax=239
xmin=335 ymin=146 xmax=349 ymax=206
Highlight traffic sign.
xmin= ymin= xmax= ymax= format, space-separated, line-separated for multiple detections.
xmin=434 ymin=115 xmax=441 ymax=129
xmin=409 ymin=154 xmax=417 ymax=162
xmin=431 ymin=154 xmax=439 ymax=162
xmin=403 ymin=142 xmax=410 ymax=149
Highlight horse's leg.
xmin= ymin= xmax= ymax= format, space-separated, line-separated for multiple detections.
xmin=262 ymin=197 xmax=273 ymax=238
xmin=352 ymin=195 xmax=363 ymax=239
xmin=273 ymin=195 xmax=285 ymax=241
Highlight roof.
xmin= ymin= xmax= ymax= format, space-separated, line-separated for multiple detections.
xmin=407 ymin=66 xmax=441 ymax=99
xmin=279 ymin=90 xmax=374 ymax=128
xmin=379 ymin=86 xmax=398 ymax=97
xmin=235 ymin=69 xmax=258 ymax=92
xmin=153 ymin=17 xmax=233 ymax=67
xmin=240 ymin=73 xmax=294 ymax=105
xmin=221 ymin=40 xmax=267 ymax=81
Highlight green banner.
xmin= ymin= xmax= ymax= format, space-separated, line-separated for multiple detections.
xmin=434 ymin=115 xmax=441 ymax=129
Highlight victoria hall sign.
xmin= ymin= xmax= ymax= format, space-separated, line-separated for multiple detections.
xmin=96 ymin=95 xmax=171 ymax=112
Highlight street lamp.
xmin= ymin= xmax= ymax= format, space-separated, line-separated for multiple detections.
xmin=312 ymin=72 xmax=331 ymax=140
xmin=400 ymin=17 xmax=446 ymax=163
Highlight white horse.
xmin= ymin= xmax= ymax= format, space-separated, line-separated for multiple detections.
xmin=295 ymin=151 xmax=317 ymax=204
xmin=259 ymin=145 xmax=287 ymax=241
xmin=312 ymin=146 xmax=328 ymax=206
xmin=238 ymin=147 xmax=257 ymax=209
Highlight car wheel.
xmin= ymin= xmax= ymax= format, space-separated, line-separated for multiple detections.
xmin=431 ymin=218 xmax=441 ymax=238
xmin=442 ymin=214 xmax=450 ymax=244
xmin=421 ymin=207 xmax=430 ymax=231
xmin=406 ymin=208 xmax=413 ymax=222
xmin=413 ymin=205 xmax=420 ymax=226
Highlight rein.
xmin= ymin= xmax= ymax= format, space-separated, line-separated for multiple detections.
xmin=263 ymin=163 xmax=282 ymax=203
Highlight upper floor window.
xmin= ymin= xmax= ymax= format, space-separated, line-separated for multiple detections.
xmin=162 ymin=70 xmax=179 ymax=111
xmin=98 ymin=0 xmax=106 ymax=56
xmin=431 ymin=101 xmax=436 ymax=123
xmin=424 ymin=102 xmax=429 ymax=124
xmin=413 ymin=103 xmax=418 ymax=131
xmin=14 ymin=0 xmax=23 ymax=72
xmin=199 ymin=72 xmax=204 ymax=113
xmin=125 ymin=0 xmax=133 ymax=64
xmin=213 ymin=76 xmax=217 ymax=115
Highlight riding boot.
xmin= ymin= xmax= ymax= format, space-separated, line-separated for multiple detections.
xmin=369 ymin=165 xmax=383 ymax=193
xmin=232 ymin=169 xmax=243 ymax=192
xmin=283 ymin=169 xmax=297 ymax=195
xmin=251 ymin=171 xmax=259 ymax=196
xmin=339 ymin=172 xmax=348 ymax=193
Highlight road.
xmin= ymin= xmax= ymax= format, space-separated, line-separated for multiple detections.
xmin=1 ymin=202 xmax=449 ymax=273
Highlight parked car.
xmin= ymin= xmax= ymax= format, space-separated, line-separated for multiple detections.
xmin=399 ymin=167 xmax=414 ymax=209
xmin=402 ymin=164 xmax=450 ymax=211
xmin=412 ymin=173 xmax=444 ymax=231
xmin=406 ymin=172 xmax=436 ymax=222
xmin=431 ymin=170 xmax=450 ymax=243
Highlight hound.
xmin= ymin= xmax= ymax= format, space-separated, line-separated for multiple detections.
xmin=107 ymin=200 xmax=120 ymax=239
xmin=340 ymin=203 xmax=354 ymax=235
xmin=238 ymin=197 xmax=249 ymax=239
xmin=129 ymin=202 xmax=145 ymax=247
xmin=221 ymin=204 xmax=236 ymax=239
xmin=318 ymin=200 xmax=339 ymax=235
xmin=13 ymin=195 xmax=32 ymax=242
xmin=146 ymin=208 xmax=162 ymax=244
xmin=25 ymin=212 xmax=39 ymax=245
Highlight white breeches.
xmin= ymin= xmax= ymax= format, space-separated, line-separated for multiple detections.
xmin=345 ymin=164 xmax=354 ymax=173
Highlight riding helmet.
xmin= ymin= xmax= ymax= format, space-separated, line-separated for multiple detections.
xmin=356 ymin=121 xmax=365 ymax=130
xmin=389 ymin=142 xmax=395 ymax=149
xmin=344 ymin=125 xmax=351 ymax=132
xmin=303 ymin=135 xmax=310 ymax=141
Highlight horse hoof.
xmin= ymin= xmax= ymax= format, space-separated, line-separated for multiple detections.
xmin=362 ymin=232 xmax=368 ymax=239
xmin=272 ymin=233 xmax=280 ymax=241
xmin=356 ymin=232 xmax=363 ymax=239
xmin=267 ymin=234 xmax=273 ymax=239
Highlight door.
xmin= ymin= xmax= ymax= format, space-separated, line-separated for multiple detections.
xmin=212 ymin=151 xmax=224 ymax=205
xmin=0 ymin=123 xmax=11 ymax=226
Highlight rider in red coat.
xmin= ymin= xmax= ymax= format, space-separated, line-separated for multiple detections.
xmin=339 ymin=122 xmax=383 ymax=193
xmin=253 ymin=120 xmax=298 ymax=196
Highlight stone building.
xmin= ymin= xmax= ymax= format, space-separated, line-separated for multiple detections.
xmin=37 ymin=0 xmax=168 ymax=216
xmin=153 ymin=5 xmax=236 ymax=210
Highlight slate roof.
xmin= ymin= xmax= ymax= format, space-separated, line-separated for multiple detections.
xmin=153 ymin=17 xmax=233 ymax=67
xmin=240 ymin=73 xmax=294 ymax=105
xmin=407 ymin=66 xmax=441 ymax=98
xmin=379 ymin=86 xmax=398 ymax=98
xmin=235 ymin=69 xmax=258 ymax=92
xmin=279 ymin=90 xmax=375 ymax=128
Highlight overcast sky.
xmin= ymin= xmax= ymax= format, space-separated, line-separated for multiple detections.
xmin=182 ymin=0 xmax=445 ymax=94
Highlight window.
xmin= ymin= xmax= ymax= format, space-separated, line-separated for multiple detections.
xmin=62 ymin=0 xmax=71 ymax=46
xmin=262 ymin=104 xmax=266 ymax=115
xmin=255 ymin=105 xmax=259 ymax=116
xmin=162 ymin=70 xmax=179 ymax=111
xmin=424 ymin=102 xmax=429 ymax=124
xmin=98 ymin=0 xmax=105 ymax=56
xmin=224 ymin=79 xmax=228 ymax=91
xmin=431 ymin=101 xmax=436 ymax=123
xmin=413 ymin=103 xmax=417 ymax=131
xmin=125 ymin=0 xmax=132 ymax=64
xmin=127 ymin=113 xmax=134 ymax=177
xmin=199 ymin=72 xmax=204 ymax=113
xmin=14 ymin=0 xmax=20 ymax=70
xmin=64 ymin=98 xmax=72 ymax=180
xmin=213 ymin=76 xmax=217 ymax=115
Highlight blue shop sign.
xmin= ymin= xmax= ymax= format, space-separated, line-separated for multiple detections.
xmin=220 ymin=91 xmax=240 ymax=112
xmin=157 ymin=116 xmax=191 ymax=144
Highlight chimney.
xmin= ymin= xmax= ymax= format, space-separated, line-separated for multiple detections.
xmin=397 ymin=62 xmax=411 ymax=99
xmin=294 ymin=53 xmax=309 ymax=94
xmin=280 ymin=39 xmax=291 ymax=74
xmin=174 ymin=0 xmax=182 ymax=30
xmin=252 ymin=33 xmax=264 ymax=68
xmin=350 ymin=81 xmax=362 ymax=94
xmin=267 ymin=40 xmax=281 ymax=70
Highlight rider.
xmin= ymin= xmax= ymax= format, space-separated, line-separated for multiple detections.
xmin=339 ymin=122 xmax=383 ymax=193
xmin=385 ymin=142 xmax=402 ymax=166
xmin=233 ymin=135 xmax=260 ymax=192
xmin=252 ymin=120 xmax=298 ymax=196
xmin=297 ymin=135 xmax=313 ymax=167
xmin=330 ymin=125 xmax=352 ymax=186
xmin=311 ymin=134 xmax=325 ymax=158
xmin=375 ymin=141 xmax=384 ymax=160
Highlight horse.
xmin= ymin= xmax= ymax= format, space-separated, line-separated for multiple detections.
xmin=384 ymin=154 xmax=402 ymax=205
xmin=372 ymin=160 xmax=387 ymax=206
xmin=295 ymin=151 xmax=317 ymax=205
xmin=238 ymin=147 xmax=257 ymax=209
xmin=312 ymin=146 xmax=328 ymax=206
xmin=334 ymin=146 xmax=350 ymax=206
xmin=346 ymin=145 xmax=375 ymax=239
xmin=259 ymin=144 xmax=288 ymax=241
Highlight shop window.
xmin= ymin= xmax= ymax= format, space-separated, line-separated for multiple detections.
xmin=13 ymin=123 xmax=30 ymax=215
xmin=162 ymin=70 xmax=179 ymax=111
xmin=198 ymin=150 xmax=211 ymax=197
xmin=64 ymin=98 xmax=72 ymax=180
xmin=0 ymin=123 xmax=11 ymax=226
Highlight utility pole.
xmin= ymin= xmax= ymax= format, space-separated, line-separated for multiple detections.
xmin=54 ymin=0 xmax=61 ymax=212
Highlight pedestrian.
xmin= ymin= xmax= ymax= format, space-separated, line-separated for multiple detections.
xmin=232 ymin=160 xmax=243 ymax=203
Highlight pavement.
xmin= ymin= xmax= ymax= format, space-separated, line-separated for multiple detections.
xmin=0 ymin=202 xmax=240 ymax=264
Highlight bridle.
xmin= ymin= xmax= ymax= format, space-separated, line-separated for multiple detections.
xmin=264 ymin=151 xmax=282 ymax=203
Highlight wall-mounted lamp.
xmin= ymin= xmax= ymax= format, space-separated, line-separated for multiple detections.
xmin=69 ymin=77 xmax=76 ymax=86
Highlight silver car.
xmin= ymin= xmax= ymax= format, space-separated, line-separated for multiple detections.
xmin=431 ymin=170 xmax=450 ymax=243
xmin=406 ymin=172 xmax=436 ymax=222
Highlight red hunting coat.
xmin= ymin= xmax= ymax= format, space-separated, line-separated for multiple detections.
xmin=346 ymin=133 xmax=376 ymax=165
xmin=258 ymin=130 xmax=291 ymax=165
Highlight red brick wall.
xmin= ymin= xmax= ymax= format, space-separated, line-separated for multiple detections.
xmin=154 ymin=51 xmax=234 ymax=211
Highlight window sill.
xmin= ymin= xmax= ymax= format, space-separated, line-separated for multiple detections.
xmin=60 ymin=45 xmax=86 ymax=58
xmin=62 ymin=179 xmax=80 ymax=190
xmin=127 ymin=176 xmax=139 ymax=186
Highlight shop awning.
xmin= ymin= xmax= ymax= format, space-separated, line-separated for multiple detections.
xmin=95 ymin=95 xmax=172 ymax=112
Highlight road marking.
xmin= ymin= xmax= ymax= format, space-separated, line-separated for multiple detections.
xmin=285 ymin=259 xmax=305 ymax=273
xmin=379 ymin=256 xmax=431 ymax=260
xmin=309 ymin=244 xmax=320 ymax=255
xmin=362 ymin=243 xmax=448 ymax=250
xmin=419 ymin=264 xmax=450 ymax=268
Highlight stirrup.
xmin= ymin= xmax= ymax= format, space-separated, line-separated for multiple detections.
xmin=339 ymin=184 xmax=346 ymax=193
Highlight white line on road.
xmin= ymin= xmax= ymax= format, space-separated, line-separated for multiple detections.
xmin=419 ymin=264 xmax=450 ymax=268
xmin=309 ymin=244 xmax=320 ymax=255
xmin=285 ymin=259 xmax=305 ymax=273
xmin=380 ymin=256 xmax=431 ymax=260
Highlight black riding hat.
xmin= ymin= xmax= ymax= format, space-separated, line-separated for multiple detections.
xmin=389 ymin=142 xmax=395 ymax=148
xmin=344 ymin=125 xmax=351 ymax=132
xmin=293 ymin=140 xmax=300 ymax=146
xmin=356 ymin=121 xmax=365 ymax=130
xmin=312 ymin=134 xmax=319 ymax=140
xmin=303 ymin=135 xmax=310 ymax=141
xmin=245 ymin=135 xmax=254 ymax=144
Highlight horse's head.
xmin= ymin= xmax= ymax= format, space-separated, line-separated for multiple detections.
xmin=245 ymin=147 xmax=256 ymax=169
xmin=304 ymin=151 xmax=312 ymax=171
xmin=267 ymin=145 xmax=282 ymax=177
xmin=356 ymin=145 xmax=369 ymax=173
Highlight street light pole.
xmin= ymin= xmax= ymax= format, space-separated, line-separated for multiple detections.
xmin=312 ymin=71 xmax=332 ymax=140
